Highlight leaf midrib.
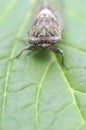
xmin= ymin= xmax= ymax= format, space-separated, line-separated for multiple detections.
xmin=35 ymin=59 xmax=54 ymax=129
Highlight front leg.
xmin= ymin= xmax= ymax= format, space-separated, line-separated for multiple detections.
xmin=12 ymin=46 xmax=37 ymax=59
xmin=17 ymin=38 xmax=29 ymax=45
xmin=50 ymin=46 xmax=64 ymax=65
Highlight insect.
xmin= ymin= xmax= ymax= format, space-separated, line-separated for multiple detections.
xmin=15 ymin=3 xmax=65 ymax=65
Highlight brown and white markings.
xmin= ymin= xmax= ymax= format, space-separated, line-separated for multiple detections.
xmin=15 ymin=3 xmax=65 ymax=65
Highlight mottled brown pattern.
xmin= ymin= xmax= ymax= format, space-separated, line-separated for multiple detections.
xmin=29 ymin=5 xmax=63 ymax=46
xmin=14 ymin=4 xmax=65 ymax=66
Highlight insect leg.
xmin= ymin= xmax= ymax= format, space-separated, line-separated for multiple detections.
xmin=12 ymin=46 xmax=36 ymax=59
xmin=51 ymin=47 xmax=64 ymax=65
xmin=17 ymin=38 xmax=29 ymax=45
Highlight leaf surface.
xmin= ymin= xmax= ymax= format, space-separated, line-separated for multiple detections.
xmin=0 ymin=0 xmax=86 ymax=130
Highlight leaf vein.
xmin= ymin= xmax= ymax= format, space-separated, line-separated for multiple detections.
xmin=61 ymin=43 xmax=86 ymax=56
xmin=35 ymin=60 xmax=54 ymax=130
xmin=0 ymin=0 xmax=18 ymax=24
xmin=52 ymin=53 xmax=86 ymax=123
xmin=1 ymin=0 xmax=38 ymax=129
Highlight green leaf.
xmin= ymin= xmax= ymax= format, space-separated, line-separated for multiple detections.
xmin=0 ymin=0 xmax=86 ymax=130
